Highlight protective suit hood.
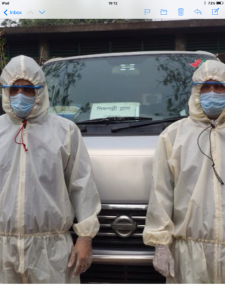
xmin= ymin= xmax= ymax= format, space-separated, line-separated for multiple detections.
xmin=0 ymin=55 xmax=49 ymax=122
xmin=189 ymin=60 xmax=225 ymax=124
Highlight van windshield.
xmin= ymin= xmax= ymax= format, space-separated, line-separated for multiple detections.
xmin=43 ymin=54 xmax=217 ymax=122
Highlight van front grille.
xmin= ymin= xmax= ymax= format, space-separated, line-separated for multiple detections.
xmin=94 ymin=204 xmax=149 ymax=251
xmin=98 ymin=208 xmax=146 ymax=236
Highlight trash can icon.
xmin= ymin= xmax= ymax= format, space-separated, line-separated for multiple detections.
xmin=178 ymin=8 xmax=184 ymax=16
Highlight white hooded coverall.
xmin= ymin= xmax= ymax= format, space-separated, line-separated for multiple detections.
xmin=143 ymin=60 xmax=225 ymax=283
xmin=0 ymin=55 xmax=101 ymax=283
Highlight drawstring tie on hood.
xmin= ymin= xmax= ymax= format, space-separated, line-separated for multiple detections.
xmin=197 ymin=120 xmax=224 ymax=185
xmin=14 ymin=120 xmax=28 ymax=152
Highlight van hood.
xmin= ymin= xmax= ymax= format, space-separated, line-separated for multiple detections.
xmin=83 ymin=135 xmax=158 ymax=204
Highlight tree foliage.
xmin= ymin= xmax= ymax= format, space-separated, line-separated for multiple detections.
xmin=1 ymin=19 xmax=18 ymax=27
xmin=1 ymin=19 xmax=150 ymax=27
xmin=0 ymin=30 xmax=8 ymax=73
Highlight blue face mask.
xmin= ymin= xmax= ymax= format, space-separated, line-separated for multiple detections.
xmin=200 ymin=92 xmax=225 ymax=119
xmin=10 ymin=93 xmax=35 ymax=119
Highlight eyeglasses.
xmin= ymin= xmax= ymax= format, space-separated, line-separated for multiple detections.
xmin=192 ymin=81 xmax=225 ymax=94
xmin=2 ymin=84 xmax=43 ymax=96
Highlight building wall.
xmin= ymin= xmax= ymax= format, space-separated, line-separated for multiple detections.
xmin=3 ymin=21 xmax=225 ymax=63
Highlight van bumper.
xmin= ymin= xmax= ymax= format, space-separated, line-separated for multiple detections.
xmin=92 ymin=249 xmax=154 ymax=265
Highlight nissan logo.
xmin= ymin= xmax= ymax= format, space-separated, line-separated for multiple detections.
xmin=112 ymin=215 xmax=137 ymax=238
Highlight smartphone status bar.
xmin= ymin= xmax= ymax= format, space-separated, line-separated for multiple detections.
xmin=0 ymin=0 xmax=225 ymax=19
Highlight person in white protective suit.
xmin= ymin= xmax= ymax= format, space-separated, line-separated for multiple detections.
xmin=0 ymin=55 xmax=101 ymax=284
xmin=143 ymin=60 xmax=225 ymax=284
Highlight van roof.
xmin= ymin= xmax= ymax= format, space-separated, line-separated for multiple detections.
xmin=43 ymin=51 xmax=217 ymax=65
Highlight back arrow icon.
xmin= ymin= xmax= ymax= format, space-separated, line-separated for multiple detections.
xmin=4 ymin=9 xmax=7 ymax=16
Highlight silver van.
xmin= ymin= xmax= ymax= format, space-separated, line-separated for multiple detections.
xmin=42 ymin=51 xmax=218 ymax=283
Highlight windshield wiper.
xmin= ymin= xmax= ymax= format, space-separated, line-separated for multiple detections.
xmin=111 ymin=116 xmax=187 ymax=132
xmin=76 ymin=116 xmax=152 ymax=124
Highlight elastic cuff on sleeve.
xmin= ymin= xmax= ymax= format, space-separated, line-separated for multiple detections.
xmin=143 ymin=230 xmax=173 ymax=247
xmin=73 ymin=203 xmax=101 ymax=238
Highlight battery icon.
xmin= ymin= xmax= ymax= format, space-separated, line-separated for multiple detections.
xmin=216 ymin=1 xmax=224 ymax=4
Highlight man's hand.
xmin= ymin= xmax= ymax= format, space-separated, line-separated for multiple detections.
xmin=68 ymin=236 xmax=92 ymax=277
xmin=153 ymin=244 xmax=175 ymax=278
